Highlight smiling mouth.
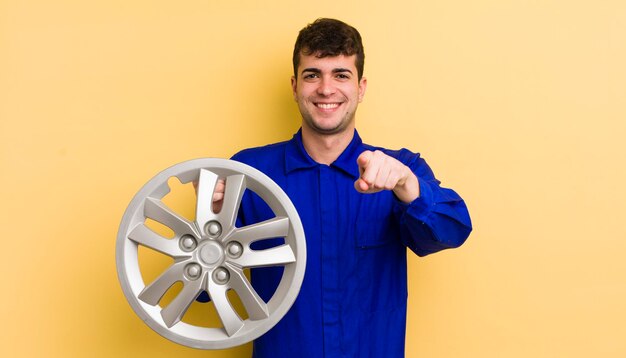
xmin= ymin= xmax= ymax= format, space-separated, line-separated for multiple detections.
xmin=315 ymin=103 xmax=340 ymax=109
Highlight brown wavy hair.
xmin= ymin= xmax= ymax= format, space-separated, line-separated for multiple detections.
xmin=292 ymin=18 xmax=365 ymax=80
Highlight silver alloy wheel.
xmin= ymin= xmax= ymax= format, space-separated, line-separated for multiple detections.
xmin=116 ymin=159 xmax=306 ymax=349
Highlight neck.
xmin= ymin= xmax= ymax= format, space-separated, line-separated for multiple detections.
xmin=301 ymin=125 xmax=355 ymax=165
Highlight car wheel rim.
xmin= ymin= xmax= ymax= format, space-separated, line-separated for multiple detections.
xmin=116 ymin=158 xmax=306 ymax=349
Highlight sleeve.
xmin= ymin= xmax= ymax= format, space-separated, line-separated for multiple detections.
xmin=391 ymin=151 xmax=472 ymax=257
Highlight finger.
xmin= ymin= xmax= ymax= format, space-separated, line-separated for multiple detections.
xmin=354 ymin=178 xmax=382 ymax=194
xmin=374 ymin=163 xmax=391 ymax=189
xmin=214 ymin=179 xmax=225 ymax=193
xmin=356 ymin=151 xmax=372 ymax=175
xmin=211 ymin=179 xmax=225 ymax=213
xmin=212 ymin=179 xmax=225 ymax=201
xmin=213 ymin=179 xmax=225 ymax=197
xmin=354 ymin=178 xmax=370 ymax=192
xmin=384 ymin=171 xmax=400 ymax=190
xmin=212 ymin=179 xmax=224 ymax=194
xmin=360 ymin=151 xmax=382 ymax=185
xmin=357 ymin=150 xmax=373 ymax=167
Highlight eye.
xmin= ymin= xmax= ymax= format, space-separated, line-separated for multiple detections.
xmin=336 ymin=73 xmax=351 ymax=80
xmin=303 ymin=73 xmax=319 ymax=80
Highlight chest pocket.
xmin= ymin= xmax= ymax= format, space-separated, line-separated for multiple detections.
xmin=355 ymin=191 xmax=396 ymax=248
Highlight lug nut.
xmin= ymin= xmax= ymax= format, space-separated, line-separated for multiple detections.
xmin=180 ymin=235 xmax=197 ymax=251
xmin=213 ymin=267 xmax=230 ymax=284
xmin=226 ymin=242 xmax=243 ymax=258
xmin=205 ymin=221 xmax=222 ymax=237
xmin=185 ymin=263 xmax=202 ymax=280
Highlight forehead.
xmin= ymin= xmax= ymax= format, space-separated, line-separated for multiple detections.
xmin=297 ymin=54 xmax=358 ymax=73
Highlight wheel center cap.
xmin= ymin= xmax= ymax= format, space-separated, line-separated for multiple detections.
xmin=199 ymin=241 xmax=223 ymax=266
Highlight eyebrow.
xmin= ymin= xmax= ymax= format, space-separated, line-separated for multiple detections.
xmin=301 ymin=68 xmax=354 ymax=75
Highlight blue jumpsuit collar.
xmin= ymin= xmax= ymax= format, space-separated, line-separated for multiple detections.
xmin=285 ymin=128 xmax=363 ymax=179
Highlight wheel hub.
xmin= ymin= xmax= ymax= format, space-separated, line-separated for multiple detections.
xmin=198 ymin=241 xmax=224 ymax=266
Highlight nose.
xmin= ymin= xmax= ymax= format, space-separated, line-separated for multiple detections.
xmin=317 ymin=77 xmax=336 ymax=97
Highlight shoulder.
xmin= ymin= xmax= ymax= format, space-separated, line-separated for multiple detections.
xmin=231 ymin=140 xmax=289 ymax=167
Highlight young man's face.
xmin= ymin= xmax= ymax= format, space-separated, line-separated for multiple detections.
xmin=291 ymin=54 xmax=367 ymax=136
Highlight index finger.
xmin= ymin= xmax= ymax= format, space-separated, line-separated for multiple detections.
xmin=359 ymin=152 xmax=382 ymax=186
xmin=356 ymin=151 xmax=373 ymax=174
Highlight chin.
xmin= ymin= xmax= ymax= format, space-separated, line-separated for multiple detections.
xmin=312 ymin=122 xmax=350 ymax=135
xmin=303 ymin=112 xmax=354 ymax=135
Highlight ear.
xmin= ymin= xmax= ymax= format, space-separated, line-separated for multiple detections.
xmin=358 ymin=77 xmax=367 ymax=102
xmin=291 ymin=76 xmax=297 ymax=101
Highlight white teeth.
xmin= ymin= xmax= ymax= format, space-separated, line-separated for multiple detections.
xmin=316 ymin=103 xmax=339 ymax=109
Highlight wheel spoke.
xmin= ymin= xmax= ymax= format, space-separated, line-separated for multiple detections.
xmin=225 ymin=264 xmax=269 ymax=320
xmin=128 ymin=224 xmax=187 ymax=258
xmin=233 ymin=244 xmax=296 ymax=268
xmin=218 ymin=174 xmax=246 ymax=228
xmin=161 ymin=276 xmax=205 ymax=328
xmin=144 ymin=198 xmax=199 ymax=237
xmin=229 ymin=216 xmax=290 ymax=246
xmin=138 ymin=261 xmax=186 ymax=305
xmin=208 ymin=279 xmax=244 ymax=336
xmin=196 ymin=169 xmax=219 ymax=229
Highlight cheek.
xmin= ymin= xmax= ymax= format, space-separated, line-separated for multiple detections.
xmin=342 ymin=85 xmax=360 ymax=98
xmin=294 ymin=90 xmax=307 ymax=102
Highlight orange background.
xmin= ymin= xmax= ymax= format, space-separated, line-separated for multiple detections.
xmin=1 ymin=0 xmax=625 ymax=357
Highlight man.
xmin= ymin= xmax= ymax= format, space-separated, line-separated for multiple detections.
xmin=223 ymin=18 xmax=471 ymax=357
